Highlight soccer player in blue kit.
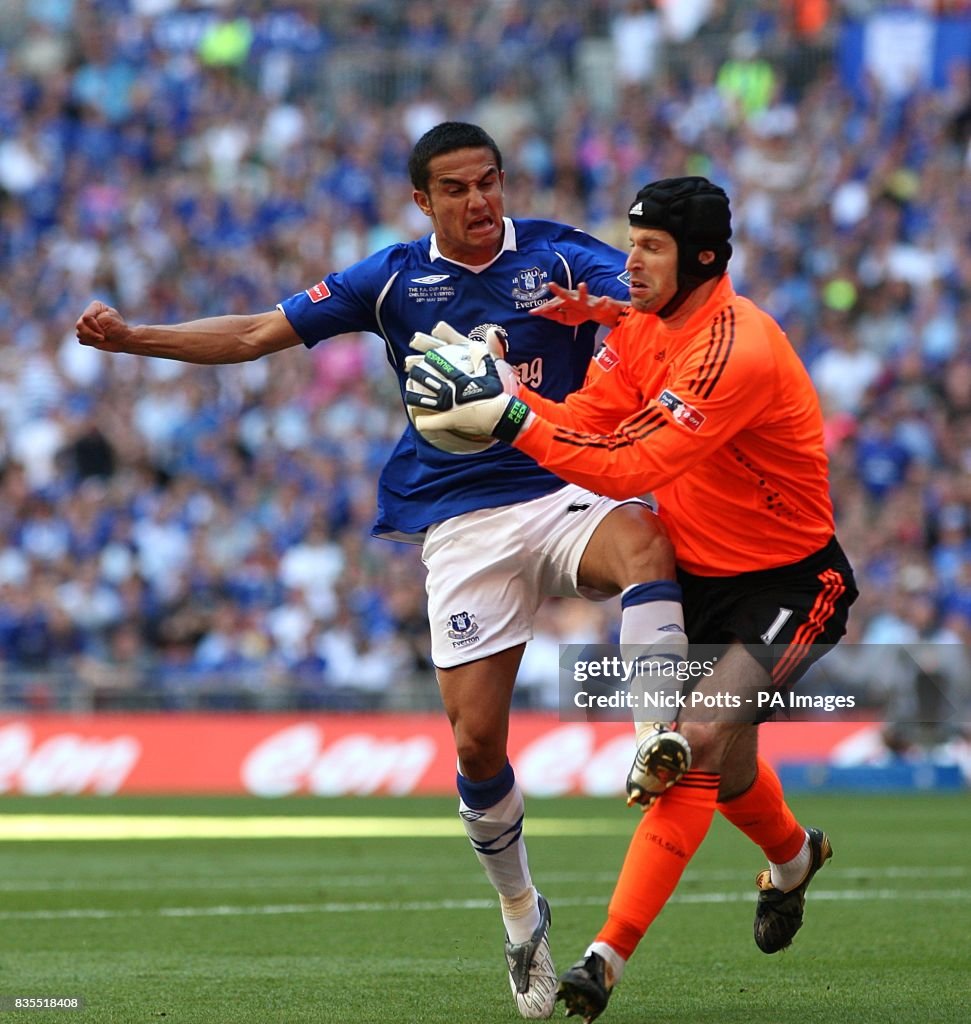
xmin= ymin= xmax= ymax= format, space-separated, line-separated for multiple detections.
xmin=75 ymin=122 xmax=689 ymax=1019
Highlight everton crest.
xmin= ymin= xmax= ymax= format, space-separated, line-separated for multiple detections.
xmin=511 ymin=266 xmax=549 ymax=304
xmin=447 ymin=611 xmax=480 ymax=647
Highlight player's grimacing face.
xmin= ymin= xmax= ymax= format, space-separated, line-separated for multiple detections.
xmin=414 ymin=147 xmax=506 ymax=264
xmin=625 ymin=227 xmax=680 ymax=314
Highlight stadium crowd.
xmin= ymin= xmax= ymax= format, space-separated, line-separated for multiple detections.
xmin=0 ymin=0 xmax=969 ymax=729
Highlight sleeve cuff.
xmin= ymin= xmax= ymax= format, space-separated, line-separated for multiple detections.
xmin=493 ymin=397 xmax=532 ymax=444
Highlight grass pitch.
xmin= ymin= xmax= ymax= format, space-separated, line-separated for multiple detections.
xmin=0 ymin=793 xmax=967 ymax=1023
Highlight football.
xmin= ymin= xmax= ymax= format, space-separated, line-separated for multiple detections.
xmin=405 ymin=343 xmax=498 ymax=455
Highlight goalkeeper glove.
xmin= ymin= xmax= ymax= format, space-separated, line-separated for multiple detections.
xmin=407 ymin=319 xmax=509 ymax=360
xmin=404 ymin=320 xmax=517 ymax=398
xmin=405 ymin=323 xmax=531 ymax=443
xmin=404 ymin=319 xmax=511 ymax=375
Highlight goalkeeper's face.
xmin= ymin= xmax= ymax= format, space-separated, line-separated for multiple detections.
xmin=625 ymin=227 xmax=680 ymax=314
xmin=414 ymin=147 xmax=506 ymax=265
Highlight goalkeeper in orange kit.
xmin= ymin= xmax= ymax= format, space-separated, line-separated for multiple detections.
xmin=406 ymin=176 xmax=859 ymax=1022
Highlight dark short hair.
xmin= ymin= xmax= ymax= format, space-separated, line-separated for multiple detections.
xmin=408 ymin=122 xmax=503 ymax=192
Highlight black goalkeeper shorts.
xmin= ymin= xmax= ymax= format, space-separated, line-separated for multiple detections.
xmin=678 ymin=535 xmax=859 ymax=695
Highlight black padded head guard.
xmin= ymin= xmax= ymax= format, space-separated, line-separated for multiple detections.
xmin=628 ymin=176 xmax=732 ymax=317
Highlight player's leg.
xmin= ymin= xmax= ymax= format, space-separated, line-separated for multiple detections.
xmin=556 ymin=764 xmax=722 ymax=1021
xmin=439 ymin=650 xmax=558 ymax=1017
xmin=423 ymin=509 xmax=556 ymax=1019
xmin=715 ymin=724 xmax=812 ymax=887
xmin=717 ymin=741 xmax=832 ymax=953
xmin=680 ymin=641 xmax=835 ymax=955
xmin=689 ymin=542 xmax=856 ymax=952
xmin=556 ymin=646 xmax=757 ymax=1021
xmin=437 ymin=646 xmax=533 ymax=920
xmin=438 ymin=652 xmax=557 ymax=1018
xmin=703 ymin=642 xmax=838 ymax=954
xmin=558 ymin=544 xmax=858 ymax=1016
xmin=574 ymin=503 xmax=691 ymax=803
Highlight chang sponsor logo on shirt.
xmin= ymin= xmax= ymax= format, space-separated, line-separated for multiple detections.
xmin=408 ymin=274 xmax=456 ymax=304
xmin=512 ymin=357 xmax=543 ymax=388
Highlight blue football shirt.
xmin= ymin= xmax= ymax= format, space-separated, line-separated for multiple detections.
xmin=279 ymin=217 xmax=629 ymax=541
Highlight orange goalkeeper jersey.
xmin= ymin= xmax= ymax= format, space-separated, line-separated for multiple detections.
xmin=515 ymin=275 xmax=835 ymax=575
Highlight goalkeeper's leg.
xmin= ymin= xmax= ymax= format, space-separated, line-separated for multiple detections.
xmin=718 ymin=746 xmax=832 ymax=954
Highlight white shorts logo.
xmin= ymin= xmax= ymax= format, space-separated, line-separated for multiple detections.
xmin=447 ymin=611 xmax=481 ymax=648
xmin=760 ymin=607 xmax=793 ymax=645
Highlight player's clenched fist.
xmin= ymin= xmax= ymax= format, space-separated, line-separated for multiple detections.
xmin=75 ymin=301 xmax=131 ymax=351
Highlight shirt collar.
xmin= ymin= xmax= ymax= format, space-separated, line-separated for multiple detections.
xmin=657 ymin=274 xmax=737 ymax=336
xmin=429 ymin=218 xmax=516 ymax=272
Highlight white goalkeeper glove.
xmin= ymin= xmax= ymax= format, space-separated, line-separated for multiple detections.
xmin=407 ymin=319 xmax=508 ymax=360
xmin=404 ymin=320 xmax=518 ymax=406
xmin=404 ymin=322 xmax=532 ymax=443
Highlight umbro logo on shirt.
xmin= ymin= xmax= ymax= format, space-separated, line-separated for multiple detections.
xmin=411 ymin=274 xmax=451 ymax=285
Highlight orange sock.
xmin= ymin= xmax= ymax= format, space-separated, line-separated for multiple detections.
xmin=597 ymin=771 xmax=720 ymax=960
xmin=717 ymin=756 xmax=805 ymax=864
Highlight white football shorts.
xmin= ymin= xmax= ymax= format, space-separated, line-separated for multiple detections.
xmin=421 ymin=483 xmax=649 ymax=668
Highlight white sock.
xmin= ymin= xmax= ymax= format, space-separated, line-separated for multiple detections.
xmin=770 ymin=832 xmax=811 ymax=891
xmin=586 ymin=941 xmax=626 ymax=988
xmin=458 ymin=777 xmax=538 ymax=942
xmin=499 ymin=886 xmax=541 ymax=945
xmin=619 ymin=582 xmax=688 ymax=743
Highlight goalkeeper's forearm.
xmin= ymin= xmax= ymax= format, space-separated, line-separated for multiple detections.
xmin=510 ymin=408 xmax=662 ymax=502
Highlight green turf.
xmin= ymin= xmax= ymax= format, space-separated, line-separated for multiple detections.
xmin=0 ymin=793 xmax=968 ymax=1023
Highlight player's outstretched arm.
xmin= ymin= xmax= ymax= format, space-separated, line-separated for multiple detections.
xmin=75 ymin=302 xmax=303 ymax=364
xmin=530 ymin=282 xmax=629 ymax=328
